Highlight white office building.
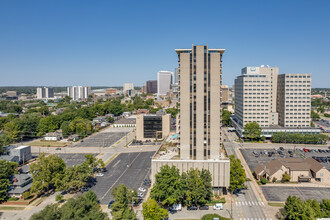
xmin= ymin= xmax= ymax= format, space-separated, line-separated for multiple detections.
xmin=157 ymin=71 xmax=173 ymax=96
xmin=67 ymin=86 xmax=91 ymax=101
xmin=37 ymin=87 xmax=54 ymax=99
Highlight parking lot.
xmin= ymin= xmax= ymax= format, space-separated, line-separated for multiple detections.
xmin=73 ymin=127 xmax=133 ymax=147
xmin=240 ymin=148 xmax=330 ymax=171
xmin=261 ymin=186 xmax=330 ymax=202
xmin=90 ymin=151 xmax=155 ymax=204
xmin=55 ymin=153 xmax=97 ymax=167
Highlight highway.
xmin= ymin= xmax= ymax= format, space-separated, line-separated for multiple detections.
xmin=223 ymin=128 xmax=271 ymax=220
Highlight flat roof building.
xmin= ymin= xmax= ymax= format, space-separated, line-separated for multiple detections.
xmin=136 ymin=114 xmax=170 ymax=141
xmin=157 ymin=71 xmax=173 ymax=96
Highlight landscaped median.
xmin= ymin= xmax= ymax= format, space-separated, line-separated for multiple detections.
xmin=29 ymin=140 xmax=68 ymax=147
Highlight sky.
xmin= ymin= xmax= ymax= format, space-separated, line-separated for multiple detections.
xmin=0 ymin=0 xmax=329 ymax=88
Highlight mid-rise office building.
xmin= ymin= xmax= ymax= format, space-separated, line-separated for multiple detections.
xmin=6 ymin=91 xmax=17 ymax=97
xmin=152 ymin=45 xmax=230 ymax=191
xmin=146 ymin=80 xmax=157 ymax=94
xmin=136 ymin=114 xmax=170 ymax=141
xmin=232 ymin=66 xmax=319 ymax=137
xmin=67 ymin=86 xmax=91 ymax=101
xmin=37 ymin=87 xmax=54 ymax=99
xmin=157 ymin=71 xmax=173 ymax=96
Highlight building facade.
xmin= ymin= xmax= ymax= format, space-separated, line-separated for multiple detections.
xmin=123 ymin=83 xmax=134 ymax=94
xmin=136 ymin=114 xmax=170 ymax=141
xmin=37 ymin=87 xmax=54 ymax=99
xmin=177 ymin=45 xmax=224 ymax=160
xmin=151 ymin=45 xmax=230 ymax=192
xmin=277 ymin=73 xmax=311 ymax=128
xmin=232 ymin=66 xmax=318 ymax=137
xmin=67 ymin=86 xmax=91 ymax=101
xmin=221 ymin=85 xmax=229 ymax=103
xmin=157 ymin=71 xmax=173 ymax=95
xmin=146 ymin=80 xmax=157 ymax=94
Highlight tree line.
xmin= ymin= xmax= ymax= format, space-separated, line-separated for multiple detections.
xmin=272 ymin=132 xmax=328 ymax=144
xmin=0 ymin=160 xmax=18 ymax=202
xmin=277 ymin=196 xmax=330 ymax=220
xmin=30 ymin=153 xmax=104 ymax=195
xmin=150 ymin=165 xmax=213 ymax=207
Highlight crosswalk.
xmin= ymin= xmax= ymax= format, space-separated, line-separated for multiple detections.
xmin=235 ymin=201 xmax=265 ymax=206
xmin=239 ymin=218 xmax=272 ymax=220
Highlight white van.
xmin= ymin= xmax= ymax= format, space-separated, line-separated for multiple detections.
xmin=172 ymin=204 xmax=182 ymax=211
xmin=213 ymin=203 xmax=223 ymax=210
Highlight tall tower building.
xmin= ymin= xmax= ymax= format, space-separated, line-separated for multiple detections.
xmin=146 ymin=80 xmax=157 ymax=94
xmin=277 ymin=73 xmax=311 ymax=128
xmin=37 ymin=87 xmax=54 ymax=99
xmin=157 ymin=71 xmax=173 ymax=96
xmin=67 ymin=86 xmax=90 ymax=101
xmin=176 ymin=45 xmax=224 ymax=160
xmin=234 ymin=66 xmax=279 ymax=128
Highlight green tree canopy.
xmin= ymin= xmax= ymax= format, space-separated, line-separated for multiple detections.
xmin=111 ymin=184 xmax=136 ymax=220
xmin=0 ymin=160 xmax=18 ymax=202
xmin=142 ymin=198 xmax=168 ymax=220
xmin=222 ymin=109 xmax=232 ymax=126
xmin=229 ymin=155 xmax=246 ymax=191
xmin=244 ymin=122 xmax=262 ymax=140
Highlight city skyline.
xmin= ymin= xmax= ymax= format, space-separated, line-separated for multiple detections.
xmin=0 ymin=1 xmax=330 ymax=87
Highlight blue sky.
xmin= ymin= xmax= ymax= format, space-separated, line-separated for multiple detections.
xmin=0 ymin=0 xmax=329 ymax=87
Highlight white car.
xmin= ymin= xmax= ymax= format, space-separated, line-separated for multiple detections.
xmin=172 ymin=204 xmax=182 ymax=211
xmin=138 ymin=192 xmax=144 ymax=198
xmin=138 ymin=187 xmax=146 ymax=192
xmin=96 ymin=173 xmax=104 ymax=177
xmin=213 ymin=203 xmax=223 ymax=210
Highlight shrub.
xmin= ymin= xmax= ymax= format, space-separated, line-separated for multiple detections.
xmin=55 ymin=194 xmax=64 ymax=202
xmin=324 ymin=113 xmax=330 ymax=117
xmin=272 ymin=177 xmax=277 ymax=183
xmin=281 ymin=173 xmax=291 ymax=183
xmin=202 ymin=214 xmax=231 ymax=220
xmin=260 ymin=178 xmax=267 ymax=185
xmin=8 ymin=197 xmax=19 ymax=201
xmin=22 ymin=191 xmax=31 ymax=200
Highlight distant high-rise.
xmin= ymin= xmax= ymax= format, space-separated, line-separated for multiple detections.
xmin=157 ymin=71 xmax=173 ymax=96
xmin=37 ymin=87 xmax=54 ymax=99
xmin=146 ymin=80 xmax=157 ymax=94
xmin=67 ymin=86 xmax=91 ymax=101
xmin=123 ymin=83 xmax=134 ymax=94
xmin=174 ymin=67 xmax=179 ymax=84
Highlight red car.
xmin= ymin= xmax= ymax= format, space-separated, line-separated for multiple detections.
xmin=303 ymin=148 xmax=308 ymax=152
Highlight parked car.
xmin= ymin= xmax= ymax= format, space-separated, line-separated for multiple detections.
xmin=138 ymin=187 xmax=146 ymax=192
xmin=108 ymin=200 xmax=114 ymax=209
xmin=96 ymin=173 xmax=104 ymax=177
xmin=187 ymin=206 xmax=198 ymax=210
xmin=280 ymin=147 xmax=284 ymax=151
xmin=172 ymin=204 xmax=182 ymax=211
xmin=56 ymin=148 xmax=61 ymax=150
xmin=138 ymin=192 xmax=144 ymax=198
xmin=199 ymin=205 xmax=209 ymax=210
xmin=213 ymin=203 xmax=223 ymax=210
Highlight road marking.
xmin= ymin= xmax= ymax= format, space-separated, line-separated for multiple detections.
xmin=113 ymin=160 xmax=121 ymax=167
xmin=251 ymin=201 xmax=255 ymax=206
xmin=248 ymin=201 xmax=251 ymax=206
xmin=261 ymin=202 xmax=264 ymax=206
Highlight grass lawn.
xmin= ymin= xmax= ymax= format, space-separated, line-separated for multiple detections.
xmin=0 ymin=206 xmax=25 ymax=210
xmin=29 ymin=140 xmax=68 ymax=147
xmin=206 ymin=198 xmax=226 ymax=206
xmin=268 ymin=202 xmax=285 ymax=207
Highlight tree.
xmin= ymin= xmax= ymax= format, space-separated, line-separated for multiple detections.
xmin=55 ymin=194 xmax=63 ymax=202
xmin=60 ymin=163 xmax=92 ymax=192
xmin=260 ymin=178 xmax=267 ymax=184
xmin=222 ymin=109 xmax=232 ymax=126
xmin=31 ymin=191 xmax=108 ymax=220
xmin=150 ymin=165 xmax=185 ymax=206
xmin=0 ymin=134 xmax=12 ymax=155
xmin=83 ymin=154 xmax=104 ymax=172
xmin=37 ymin=116 xmax=59 ymax=136
xmin=311 ymin=110 xmax=320 ymax=119
xmin=111 ymin=184 xmax=136 ymax=220
xmin=60 ymin=121 xmax=72 ymax=138
xmin=0 ymin=160 xmax=18 ymax=202
xmin=30 ymin=153 xmax=66 ymax=194
xmin=244 ymin=122 xmax=262 ymax=140
xmin=166 ymin=108 xmax=179 ymax=118
xmin=185 ymin=168 xmax=210 ymax=206
xmin=142 ymin=198 xmax=168 ymax=220
xmin=229 ymin=155 xmax=246 ymax=192
xmin=3 ymin=121 xmax=20 ymax=140
xmin=107 ymin=116 xmax=114 ymax=123
xmin=281 ymin=173 xmax=291 ymax=183
xmin=22 ymin=191 xmax=31 ymax=200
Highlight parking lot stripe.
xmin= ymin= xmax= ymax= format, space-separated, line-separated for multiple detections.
xmin=113 ymin=160 xmax=121 ymax=167
xmin=99 ymin=152 xmax=141 ymax=201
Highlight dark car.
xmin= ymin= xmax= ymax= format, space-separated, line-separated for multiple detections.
xmin=187 ymin=206 xmax=198 ymax=210
xmin=108 ymin=200 xmax=114 ymax=209
xmin=56 ymin=148 xmax=61 ymax=150
xmin=280 ymin=147 xmax=284 ymax=151
xmin=199 ymin=205 xmax=209 ymax=210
